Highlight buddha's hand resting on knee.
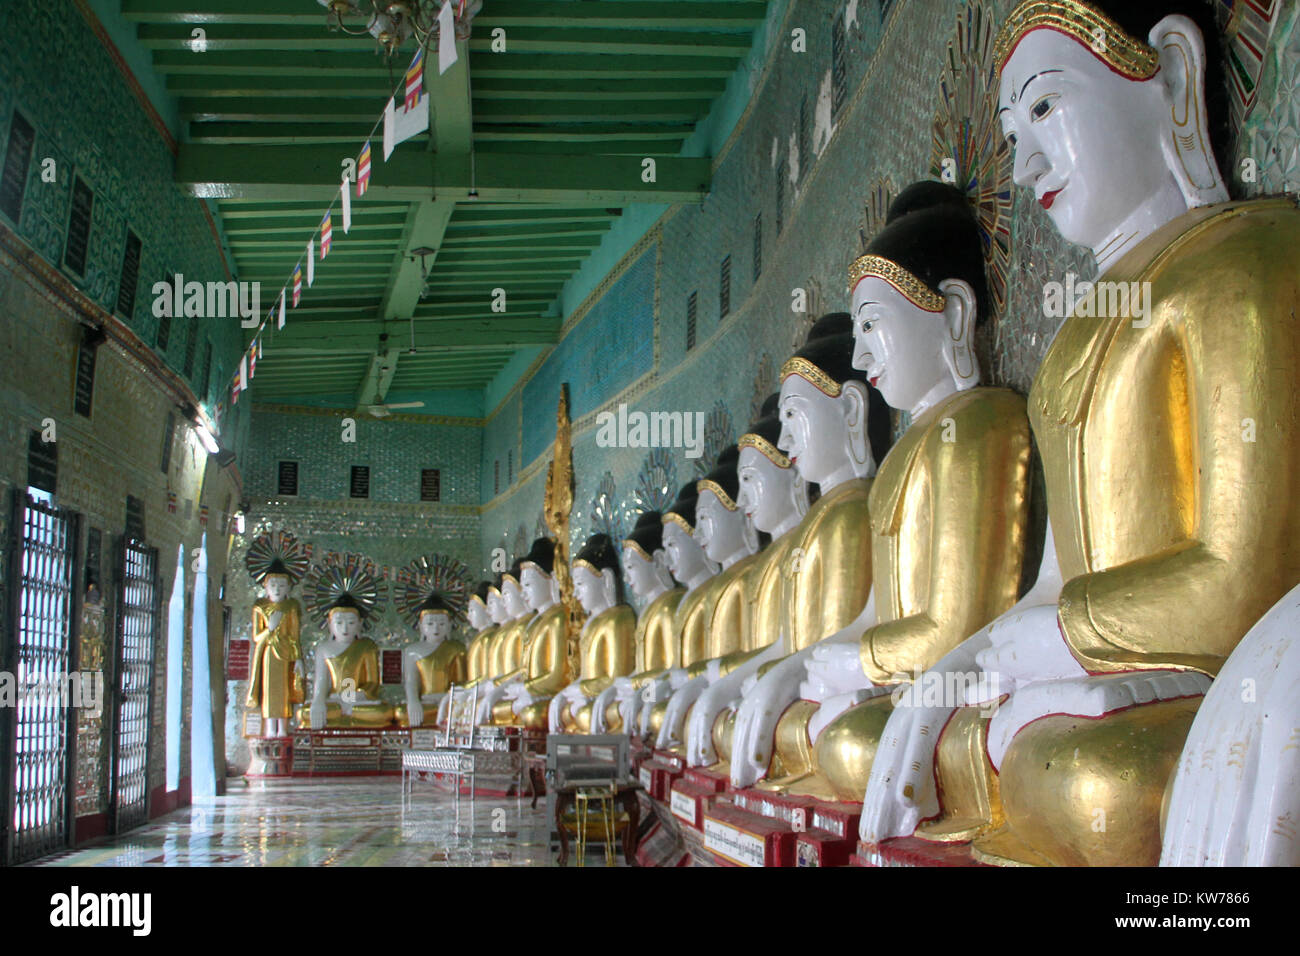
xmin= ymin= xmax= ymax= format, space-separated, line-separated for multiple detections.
xmin=729 ymin=648 xmax=815 ymax=788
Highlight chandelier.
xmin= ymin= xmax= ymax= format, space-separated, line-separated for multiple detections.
xmin=319 ymin=0 xmax=482 ymax=57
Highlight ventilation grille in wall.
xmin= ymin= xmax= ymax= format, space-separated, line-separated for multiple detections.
xmin=0 ymin=111 xmax=35 ymax=224
xmin=27 ymin=429 xmax=57 ymax=494
xmin=116 ymin=229 xmax=142 ymax=320
xmin=686 ymin=290 xmax=698 ymax=351
xmin=719 ymin=255 xmax=731 ymax=319
xmin=752 ymin=214 xmax=762 ymax=282
xmin=73 ymin=336 xmax=98 ymax=418
xmin=493 ymin=460 xmax=500 ymax=495
xmin=798 ymin=96 xmax=809 ymax=182
xmin=349 ymin=465 xmax=370 ymax=499
xmin=63 ymin=175 xmax=93 ymax=277
xmin=125 ymin=493 xmax=146 ymax=542
xmin=277 ymin=460 xmax=299 ymax=497
xmin=507 ymin=450 xmax=513 ymax=484
xmin=420 ymin=468 xmax=441 ymax=502
xmin=183 ymin=319 xmax=198 ymax=378
xmin=160 ymin=411 xmax=175 ymax=473
xmin=776 ymin=160 xmax=786 ymax=235
xmin=198 ymin=340 xmax=212 ymax=401
xmin=832 ymin=14 xmax=848 ymax=119
xmin=156 ymin=278 xmax=172 ymax=351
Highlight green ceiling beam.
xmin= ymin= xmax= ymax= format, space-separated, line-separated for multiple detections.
xmin=138 ymin=25 xmax=755 ymax=57
xmin=472 ymin=125 xmax=693 ymax=142
xmin=223 ymin=213 xmax=408 ymax=231
xmin=262 ymin=317 xmax=560 ymax=354
xmin=125 ymin=0 xmax=766 ymax=29
xmin=472 ymin=100 xmax=712 ymax=123
xmin=178 ymin=146 xmax=712 ymax=203
xmin=354 ymin=346 xmax=402 ymax=408
xmin=448 ymin=208 xmax=615 ymax=225
xmin=220 ymin=201 xmax=411 ymax=218
xmin=470 ymin=77 xmax=728 ymax=100
xmin=188 ymin=123 xmax=416 ymax=145
xmin=179 ymin=97 xmax=384 ymax=122
xmin=168 ymin=74 xmax=397 ymax=97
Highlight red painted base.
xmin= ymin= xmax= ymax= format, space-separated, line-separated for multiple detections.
xmin=852 ymin=837 xmax=989 ymax=867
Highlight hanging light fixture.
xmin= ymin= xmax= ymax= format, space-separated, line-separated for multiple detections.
xmin=319 ymin=0 xmax=483 ymax=58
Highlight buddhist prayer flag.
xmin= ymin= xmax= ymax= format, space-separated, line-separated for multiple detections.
xmin=320 ymin=212 xmax=332 ymax=259
xmin=248 ymin=344 xmax=257 ymax=379
xmin=277 ymin=290 xmax=286 ymax=329
xmin=257 ymin=337 xmax=264 ymax=359
xmin=382 ymin=94 xmax=427 ymax=160
xmin=306 ymin=240 xmax=314 ymax=286
xmin=357 ymin=141 xmax=371 ymax=197
xmin=405 ymin=47 xmax=424 ymax=112
xmin=438 ymin=1 xmax=458 ymax=74
xmin=341 ymin=175 xmax=351 ymax=233
xmin=292 ymin=263 xmax=302 ymax=306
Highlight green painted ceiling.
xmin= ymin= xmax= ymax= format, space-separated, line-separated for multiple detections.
xmin=118 ymin=0 xmax=770 ymax=411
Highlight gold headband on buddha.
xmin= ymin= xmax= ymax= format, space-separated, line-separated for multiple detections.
xmin=847 ymin=254 xmax=946 ymax=312
xmin=486 ymin=585 xmax=502 ymax=596
xmin=517 ymin=561 xmax=547 ymax=576
xmin=780 ymin=356 xmax=842 ymax=398
xmin=621 ymin=539 xmax=654 ymax=562
xmin=662 ymin=511 xmax=694 ymax=534
xmin=697 ymin=478 xmax=739 ymax=512
xmin=501 ymin=572 xmax=520 ymax=586
xmin=573 ymin=557 xmax=609 ymax=576
xmin=993 ymin=0 xmax=1160 ymax=82
xmin=738 ymin=432 xmax=792 ymax=469
xmin=469 ymin=594 xmax=487 ymax=607
xmin=420 ymin=608 xmax=450 ymax=617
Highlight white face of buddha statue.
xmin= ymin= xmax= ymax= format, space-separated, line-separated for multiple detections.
xmin=662 ymin=521 xmax=709 ymax=584
xmin=486 ymin=590 xmax=508 ymax=625
xmin=621 ymin=545 xmax=655 ymax=600
xmin=851 ymin=275 xmax=978 ymax=416
xmin=418 ymin=610 xmax=450 ymax=643
xmin=573 ymin=563 xmax=613 ymax=616
xmin=996 ymin=17 xmax=1223 ymax=269
xmin=695 ymin=487 xmax=745 ymax=564
xmin=329 ymin=608 xmax=361 ymax=642
xmin=737 ymin=447 xmax=794 ymax=535
xmin=520 ymin=565 xmax=555 ymax=612
xmin=466 ymin=598 xmax=490 ymax=631
xmin=264 ymin=574 xmax=290 ymax=604
xmin=500 ymin=576 xmax=529 ymax=617
xmin=777 ymin=375 xmax=873 ymax=488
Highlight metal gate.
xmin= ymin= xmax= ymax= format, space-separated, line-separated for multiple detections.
xmin=110 ymin=536 xmax=158 ymax=834
xmin=3 ymin=492 xmax=80 ymax=864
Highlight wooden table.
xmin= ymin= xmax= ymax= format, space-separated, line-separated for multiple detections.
xmin=554 ymin=781 xmax=641 ymax=866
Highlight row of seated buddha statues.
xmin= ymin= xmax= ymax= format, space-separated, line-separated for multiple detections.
xmin=456 ymin=0 xmax=1300 ymax=867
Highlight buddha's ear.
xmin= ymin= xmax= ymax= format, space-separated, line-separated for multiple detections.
xmin=1149 ymin=14 xmax=1228 ymax=207
xmin=841 ymin=380 xmax=874 ymax=475
xmin=651 ymin=548 xmax=675 ymax=586
xmin=937 ymin=278 xmax=980 ymax=390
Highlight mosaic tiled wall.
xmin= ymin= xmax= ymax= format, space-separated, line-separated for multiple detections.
xmin=0 ymin=241 xmax=240 ymax=820
xmin=479 ymin=0 xmax=1291 ymax=583
xmin=0 ymin=0 xmax=245 ymax=428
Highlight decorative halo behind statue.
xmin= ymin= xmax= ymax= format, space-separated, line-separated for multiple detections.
xmin=695 ymin=401 xmax=735 ymax=478
xmin=635 ymin=448 xmax=677 ymax=514
xmin=245 ymin=530 xmax=310 ymax=585
xmin=301 ymin=554 xmax=382 ymax=628
xmin=588 ymin=471 xmax=624 ymax=545
xmin=929 ymin=0 xmax=1012 ymax=322
xmin=395 ymin=553 xmax=471 ymax=628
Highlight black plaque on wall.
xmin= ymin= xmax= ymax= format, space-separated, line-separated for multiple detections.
xmin=115 ymin=229 xmax=142 ymax=320
xmin=0 ymin=110 xmax=35 ymax=223
xmin=277 ymin=460 xmax=299 ymax=497
xmin=125 ymin=494 xmax=146 ymax=542
xmin=85 ymin=527 xmax=102 ymax=591
xmin=350 ymin=465 xmax=370 ymax=499
xmin=73 ymin=339 xmax=97 ymax=417
xmin=63 ymin=175 xmax=94 ymax=277
xmin=26 ymin=430 xmax=57 ymax=495
xmin=419 ymin=468 xmax=441 ymax=502
xmin=160 ymin=411 xmax=174 ymax=473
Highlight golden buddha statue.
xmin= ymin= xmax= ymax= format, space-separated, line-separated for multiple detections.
xmin=395 ymin=592 xmax=467 ymax=728
xmin=783 ymin=181 xmax=1037 ymax=809
xmin=657 ymin=447 xmax=765 ymax=749
xmin=493 ymin=538 xmax=573 ymax=729
xmin=591 ymin=510 xmax=686 ymax=735
xmin=464 ymin=581 xmax=499 ymax=683
xmin=473 ymin=565 xmax=536 ymax=723
xmin=863 ymin=0 xmax=1300 ymax=867
xmin=245 ymin=559 xmax=305 ymax=739
xmin=685 ymin=393 xmax=810 ymax=767
xmin=553 ymin=533 xmax=637 ymax=732
xmin=728 ymin=314 xmax=892 ymax=793
xmin=644 ymin=482 xmax=725 ymax=744
xmin=301 ymin=590 xmax=395 ymax=730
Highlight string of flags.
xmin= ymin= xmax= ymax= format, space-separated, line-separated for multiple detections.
xmin=225 ymin=3 xmax=463 ymax=410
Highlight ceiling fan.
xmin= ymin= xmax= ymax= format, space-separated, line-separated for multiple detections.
xmin=360 ymin=399 xmax=424 ymax=419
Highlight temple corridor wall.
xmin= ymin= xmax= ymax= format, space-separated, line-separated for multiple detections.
xmin=478 ymin=0 xmax=1300 ymax=598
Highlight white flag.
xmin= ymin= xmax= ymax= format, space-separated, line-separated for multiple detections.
xmin=438 ymin=1 xmax=457 ymax=75
xmin=383 ymin=97 xmax=396 ymax=161
xmin=239 ymin=352 xmax=248 ymax=389
xmin=306 ymin=239 xmax=314 ymax=287
xmin=278 ymin=290 xmax=286 ymax=329
xmin=341 ymin=174 xmax=352 ymax=234
xmin=385 ymin=95 xmax=428 ymax=161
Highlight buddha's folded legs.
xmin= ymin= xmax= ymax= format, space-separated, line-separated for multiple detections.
xmin=973 ymin=697 xmax=1200 ymax=867
xmin=296 ymin=701 xmax=395 ymax=729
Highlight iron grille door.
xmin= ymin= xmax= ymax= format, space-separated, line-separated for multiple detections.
xmin=110 ymin=536 xmax=158 ymax=834
xmin=3 ymin=493 xmax=80 ymax=864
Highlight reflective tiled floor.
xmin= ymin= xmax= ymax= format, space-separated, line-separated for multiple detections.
xmin=34 ymin=777 xmax=569 ymax=867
